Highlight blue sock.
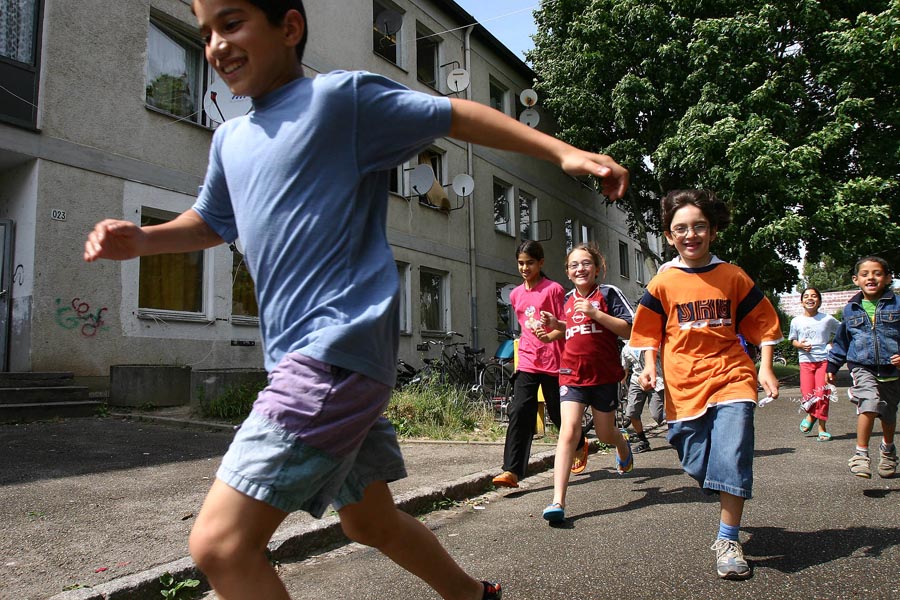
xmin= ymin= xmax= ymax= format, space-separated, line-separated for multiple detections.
xmin=718 ymin=521 xmax=740 ymax=541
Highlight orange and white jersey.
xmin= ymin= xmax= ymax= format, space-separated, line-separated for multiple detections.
xmin=630 ymin=257 xmax=782 ymax=422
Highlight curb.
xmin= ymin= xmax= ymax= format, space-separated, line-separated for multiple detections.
xmin=48 ymin=448 xmax=561 ymax=600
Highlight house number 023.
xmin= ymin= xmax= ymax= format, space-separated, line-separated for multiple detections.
xmin=51 ymin=209 xmax=67 ymax=221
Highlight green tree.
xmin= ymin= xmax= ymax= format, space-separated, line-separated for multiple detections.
xmin=799 ymin=254 xmax=856 ymax=292
xmin=529 ymin=0 xmax=900 ymax=292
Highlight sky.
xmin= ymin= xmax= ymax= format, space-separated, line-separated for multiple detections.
xmin=451 ymin=1 xmax=539 ymax=62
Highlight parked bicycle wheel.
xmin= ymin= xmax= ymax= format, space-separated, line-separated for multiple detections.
xmin=481 ymin=362 xmax=513 ymax=420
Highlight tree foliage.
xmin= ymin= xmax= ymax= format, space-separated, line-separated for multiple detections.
xmin=529 ymin=0 xmax=900 ymax=292
xmin=800 ymin=254 xmax=857 ymax=292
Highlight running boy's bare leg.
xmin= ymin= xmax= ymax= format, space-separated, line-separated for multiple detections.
xmin=339 ymin=481 xmax=485 ymax=600
xmin=189 ymin=480 xmax=291 ymax=600
xmin=856 ymin=411 xmax=877 ymax=448
xmin=551 ymin=401 xmax=585 ymax=507
xmin=719 ymin=492 xmax=744 ymax=527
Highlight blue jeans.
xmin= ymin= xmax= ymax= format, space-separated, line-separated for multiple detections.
xmin=667 ymin=402 xmax=755 ymax=499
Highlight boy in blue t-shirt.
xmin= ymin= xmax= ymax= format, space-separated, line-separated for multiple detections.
xmin=84 ymin=2 xmax=628 ymax=599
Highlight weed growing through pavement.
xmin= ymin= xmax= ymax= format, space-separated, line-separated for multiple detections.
xmin=198 ymin=382 xmax=265 ymax=424
xmin=159 ymin=572 xmax=200 ymax=600
xmin=386 ymin=380 xmax=504 ymax=441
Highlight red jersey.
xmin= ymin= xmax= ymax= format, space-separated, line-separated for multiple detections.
xmin=559 ymin=284 xmax=633 ymax=386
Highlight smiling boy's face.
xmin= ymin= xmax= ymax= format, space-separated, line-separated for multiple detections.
xmin=853 ymin=260 xmax=893 ymax=301
xmin=193 ymin=0 xmax=304 ymax=99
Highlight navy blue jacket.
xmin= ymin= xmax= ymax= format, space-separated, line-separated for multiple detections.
xmin=827 ymin=289 xmax=900 ymax=378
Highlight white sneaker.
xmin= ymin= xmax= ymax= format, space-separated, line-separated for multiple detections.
xmin=710 ymin=538 xmax=751 ymax=580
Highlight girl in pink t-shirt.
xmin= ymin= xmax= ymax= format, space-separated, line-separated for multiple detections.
xmin=492 ymin=241 xmax=588 ymax=489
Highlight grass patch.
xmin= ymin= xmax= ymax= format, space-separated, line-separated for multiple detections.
xmin=773 ymin=363 xmax=800 ymax=381
xmin=387 ymin=381 xmax=505 ymax=441
xmin=198 ymin=381 xmax=265 ymax=424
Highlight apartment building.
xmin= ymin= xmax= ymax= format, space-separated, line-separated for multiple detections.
xmin=0 ymin=0 xmax=649 ymax=377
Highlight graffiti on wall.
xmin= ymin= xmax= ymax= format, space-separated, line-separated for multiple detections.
xmin=55 ymin=298 xmax=110 ymax=338
xmin=13 ymin=264 xmax=24 ymax=285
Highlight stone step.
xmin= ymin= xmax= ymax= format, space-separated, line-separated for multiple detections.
xmin=0 ymin=386 xmax=90 ymax=405
xmin=0 ymin=401 xmax=103 ymax=423
xmin=0 ymin=372 xmax=75 ymax=388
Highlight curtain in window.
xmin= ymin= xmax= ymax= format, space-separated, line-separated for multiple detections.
xmin=145 ymin=22 xmax=199 ymax=118
xmin=420 ymin=272 xmax=442 ymax=331
xmin=0 ymin=0 xmax=36 ymax=63
xmin=232 ymin=251 xmax=258 ymax=317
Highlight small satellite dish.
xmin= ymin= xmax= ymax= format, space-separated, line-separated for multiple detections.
xmin=231 ymin=238 xmax=245 ymax=254
xmin=451 ymin=173 xmax=475 ymax=197
xmin=374 ymin=9 xmax=403 ymax=36
xmin=519 ymin=108 xmax=540 ymax=128
xmin=409 ymin=164 xmax=436 ymax=196
xmin=447 ymin=68 xmax=470 ymax=93
xmin=204 ymin=78 xmax=252 ymax=124
xmin=519 ymin=88 xmax=538 ymax=107
xmin=499 ymin=284 xmax=516 ymax=304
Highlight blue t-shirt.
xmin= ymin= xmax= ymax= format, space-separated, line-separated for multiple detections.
xmin=193 ymin=71 xmax=452 ymax=385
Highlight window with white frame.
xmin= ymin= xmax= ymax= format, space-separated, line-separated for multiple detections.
xmin=518 ymin=191 xmax=536 ymax=241
xmin=618 ymin=241 xmax=630 ymax=279
xmin=231 ymin=246 xmax=258 ymax=323
xmin=419 ymin=268 xmax=447 ymax=332
xmin=397 ymin=262 xmax=411 ymax=334
xmin=415 ymin=148 xmax=449 ymax=210
xmin=635 ymin=249 xmax=645 ymax=284
xmin=493 ymin=179 xmax=512 ymax=234
xmin=496 ymin=282 xmax=517 ymax=335
xmin=373 ymin=1 xmax=402 ymax=65
xmin=489 ymin=77 xmax=510 ymax=115
xmin=580 ymin=223 xmax=594 ymax=244
xmin=139 ymin=208 xmax=205 ymax=314
xmin=145 ymin=15 xmax=213 ymax=126
xmin=416 ymin=23 xmax=439 ymax=89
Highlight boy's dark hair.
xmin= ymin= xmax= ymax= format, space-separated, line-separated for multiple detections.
xmin=247 ymin=0 xmax=308 ymax=63
xmin=661 ymin=189 xmax=731 ymax=233
xmin=516 ymin=240 xmax=544 ymax=261
xmin=800 ymin=287 xmax=822 ymax=308
xmin=854 ymin=255 xmax=892 ymax=275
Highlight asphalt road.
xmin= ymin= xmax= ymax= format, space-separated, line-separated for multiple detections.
xmin=235 ymin=385 xmax=900 ymax=600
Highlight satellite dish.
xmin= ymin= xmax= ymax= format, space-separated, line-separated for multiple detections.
xmin=203 ymin=78 xmax=252 ymax=124
xmin=451 ymin=173 xmax=475 ymax=197
xmin=519 ymin=88 xmax=538 ymax=107
xmin=409 ymin=164 xmax=436 ymax=196
xmin=374 ymin=9 xmax=403 ymax=35
xmin=231 ymin=238 xmax=245 ymax=254
xmin=499 ymin=284 xmax=516 ymax=304
xmin=447 ymin=68 xmax=470 ymax=93
xmin=519 ymin=108 xmax=540 ymax=128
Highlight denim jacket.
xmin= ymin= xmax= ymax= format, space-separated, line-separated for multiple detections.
xmin=826 ymin=289 xmax=900 ymax=378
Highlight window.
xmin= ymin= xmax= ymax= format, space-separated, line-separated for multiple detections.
xmin=635 ymin=249 xmax=646 ymax=284
xmin=388 ymin=165 xmax=402 ymax=195
xmin=416 ymin=148 xmax=449 ymax=210
xmin=416 ymin=24 xmax=439 ymax=88
xmin=489 ymin=78 xmax=509 ymax=115
xmin=373 ymin=1 xmax=402 ymax=65
xmin=496 ymin=283 xmax=516 ymax=335
xmin=580 ymin=223 xmax=594 ymax=244
xmin=0 ymin=0 xmax=37 ymax=63
xmin=518 ymin=191 xmax=535 ymax=241
xmin=493 ymin=179 xmax=512 ymax=234
xmin=139 ymin=209 xmax=205 ymax=314
xmin=231 ymin=246 xmax=258 ymax=323
xmin=564 ymin=218 xmax=574 ymax=253
xmin=419 ymin=269 xmax=447 ymax=332
xmin=618 ymin=241 xmax=630 ymax=279
xmin=145 ymin=16 xmax=213 ymax=126
xmin=397 ymin=262 xmax=411 ymax=333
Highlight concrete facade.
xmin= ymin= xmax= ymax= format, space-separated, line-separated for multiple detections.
xmin=0 ymin=0 xmax=652 ymax=377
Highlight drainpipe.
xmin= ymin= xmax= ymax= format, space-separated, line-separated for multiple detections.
xmin=464 ymin=25 xmax=478 ymax=350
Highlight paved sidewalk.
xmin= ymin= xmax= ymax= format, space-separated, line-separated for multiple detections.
xmin=0 ymin=411 xmax=559 ymax=600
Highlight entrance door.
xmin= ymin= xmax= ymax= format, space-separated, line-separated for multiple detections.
xmin=0 ymin=220 xmax=13 ymax=371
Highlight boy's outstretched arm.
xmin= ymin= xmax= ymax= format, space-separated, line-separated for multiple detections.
xmin=757 ymin=344 xmax=780 ymax=399
xmin=84 ymin=209 xmax=224 ymax=263
xmin=448 ymin=98 xmax=629 ymax=200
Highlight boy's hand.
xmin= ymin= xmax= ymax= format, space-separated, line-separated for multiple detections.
xmin=533 ymin=325 xmax=551 ymax=343
xmin=539 ymin=310 xmax=559 ymax=330
xmin=638 ymin=366 xmax=655 ymax=391
xmin=757 ymin=366 xmax=780 ymax=400
xmin=891 ymin=354 xmax=900 ymax=367
xmin=572 ymin=298 xmax=597 ymax=319
xmin=826 ymin=372 xmax=835 ymax=384
xmin=84 ymin=219 xmax=146 ymax=262
xmin=560 ymin=152 xmax=629 ymax=201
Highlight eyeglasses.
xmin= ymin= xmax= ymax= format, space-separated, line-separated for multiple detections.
xmin=566 ymin=260 xmax=594 ymax=271
xmin=670 ymin=223 xmax=709 ymax=238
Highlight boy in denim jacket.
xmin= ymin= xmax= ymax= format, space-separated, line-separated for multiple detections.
xmin=827 ymin=256 xmax=900 ymax=479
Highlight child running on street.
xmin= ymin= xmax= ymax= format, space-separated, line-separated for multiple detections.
xmin=620 ymin=339 xmax=665 ymax=452
xmin=789 ymin=287 xmax=840 ymax=441
xmin=493 ymin=241 xmax=589 ymax=490
xmin=827 ymin=256 xmax=900 ymax=479
xmin=630 ymin=189 xmax=781 ymax=580
xmin=82 ymin=2 xmax=629 ymax=599
xmin=538 ymin=243 xmax=634 ymax=523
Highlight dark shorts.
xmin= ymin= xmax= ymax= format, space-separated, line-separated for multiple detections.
xmin=559 ymin=382 xmax=618 ymax=412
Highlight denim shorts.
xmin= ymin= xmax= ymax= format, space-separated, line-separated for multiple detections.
xmin=667 ymin=401 xmax=755 ymax=499
xmin=849 ymin=367 xmax=900 ymax=425
xmin=217 ymin=352 xmax=406 ymax=518
xmin=559 ymin=383 xmax=618 ymax=412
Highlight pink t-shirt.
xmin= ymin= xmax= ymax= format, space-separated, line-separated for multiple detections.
xmin=509 ymin=277 xmax=565 ymax=375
